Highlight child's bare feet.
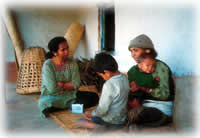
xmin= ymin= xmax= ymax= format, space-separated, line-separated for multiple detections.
xmin=76 ymin=117 xmax=96 ymax=129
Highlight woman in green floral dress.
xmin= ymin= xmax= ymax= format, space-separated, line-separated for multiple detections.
xmin=38 ymin=37 xmax=99 ymax=118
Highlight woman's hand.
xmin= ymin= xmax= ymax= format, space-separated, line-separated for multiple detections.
xmin=57 ymin=82 xmax=65 ymax=94
xmin=63 ymin=82 xmax=75 ymax=90
xmin=130 ymin=81 xmax=140 ymax=92
xmin=57 ymin=81 xmax=75 ymax=90
xmin=57 ymin=82 xmax=64 ymax=87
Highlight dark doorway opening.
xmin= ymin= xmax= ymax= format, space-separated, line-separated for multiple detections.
xmin=99 ymin=6 xmax=115 ymax=52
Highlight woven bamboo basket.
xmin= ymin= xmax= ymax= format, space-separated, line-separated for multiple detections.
xmin=64 ymin=23 xmax=84 ymax=58
xmin=16 ymin=47 xmax=46 ymax=94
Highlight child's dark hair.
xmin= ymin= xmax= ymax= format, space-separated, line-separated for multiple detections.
xmin=45 ymin=36 xmax=67 ymax=59
xmin=137 ymin=54 xmax=155 ymax=63
xmin=93 ymin=52 xmax=118 ymax=73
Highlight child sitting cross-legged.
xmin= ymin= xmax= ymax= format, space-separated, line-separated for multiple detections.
xmin=76 ymin=52 xmax=130 ymax=131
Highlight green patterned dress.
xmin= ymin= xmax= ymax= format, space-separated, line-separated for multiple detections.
xmin=38 ymin=59 xmax=81 ymax=118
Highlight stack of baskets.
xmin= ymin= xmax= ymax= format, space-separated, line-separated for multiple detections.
xmin=16 ymin=47 xmax=46 ymax=94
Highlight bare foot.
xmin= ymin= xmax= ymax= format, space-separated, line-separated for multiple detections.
xmin=76 ymin=117 xmax=96 ymax=129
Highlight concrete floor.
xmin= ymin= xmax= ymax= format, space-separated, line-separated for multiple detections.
xmin=3 ymin=83 xmax=67 ymax=136
xmin=2 ymin=78 xmax=197 ymax=137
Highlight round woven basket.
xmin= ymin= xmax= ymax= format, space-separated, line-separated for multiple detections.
xmin=16 ymin=47 xmax=46 ymax=94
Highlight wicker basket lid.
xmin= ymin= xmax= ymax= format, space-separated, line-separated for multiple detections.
xmin=16 ymin=47 xmax=46 ymax=94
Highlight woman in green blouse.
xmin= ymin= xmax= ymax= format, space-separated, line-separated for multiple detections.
xmin=127 ymin=34 xmax=174 ymax=127
xmin=38 ymin=36 xmax=99 ymax=118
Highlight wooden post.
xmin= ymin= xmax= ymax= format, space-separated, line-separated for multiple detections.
xmin=2 ymin=9 xmax=24 ymax=69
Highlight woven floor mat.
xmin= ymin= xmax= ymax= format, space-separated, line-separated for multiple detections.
xmin=34 ymin=85 xmax=99 ymax=135
xmin=34 ymin=85 xmax=175 ymax=135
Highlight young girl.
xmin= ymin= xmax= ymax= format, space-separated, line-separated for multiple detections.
xmin=38 ymin=36 xmax=99 ymax=118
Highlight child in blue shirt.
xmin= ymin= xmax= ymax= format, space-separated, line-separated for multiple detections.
xmin=76 ymin=52 xmax=130 ymax=130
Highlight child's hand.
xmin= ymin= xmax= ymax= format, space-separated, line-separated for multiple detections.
xmin=155 ymin=76 xmax=160 ymax=82
xmin=130 ymin=81 xmax=140 ymax=92
xmin=84 ymin=111 xmax=93 ymax=120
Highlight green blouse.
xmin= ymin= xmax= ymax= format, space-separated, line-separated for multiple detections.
xmin=38 ymin=59 xmax=81 ymax=118
xmin=128 ymin=65 xmax=159 ymax=88
xmin=128 ymin=60 xmax=173 ymax=101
